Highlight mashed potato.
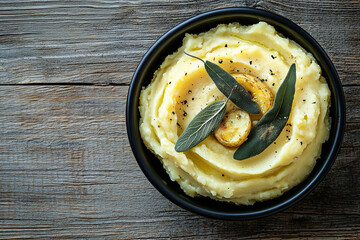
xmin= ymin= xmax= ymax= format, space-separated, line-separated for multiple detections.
xmin=139 ymin=22 xmax=330 ymax=205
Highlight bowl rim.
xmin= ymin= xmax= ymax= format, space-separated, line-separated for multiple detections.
xmin=126 ymin=7 xmax=346 ymax=220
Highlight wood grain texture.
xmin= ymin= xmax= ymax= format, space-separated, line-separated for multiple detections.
xmin=0 ymin=0 xmax=359 ymax=85
xmin=0 ymin=86 xmax=359 ymax=239
xmin=0 ymin=0 xmax=359 ymax=239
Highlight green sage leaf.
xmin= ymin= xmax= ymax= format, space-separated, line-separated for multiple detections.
xmin=184 ymin=52 xmax=260 ymax=114
xmin=233 ymin=63 xmax=297 ymax=160
xmin=175 ymin=100 xmax=227 ymax=152
xmin=204 ymin=61 xmax=260 ymax=114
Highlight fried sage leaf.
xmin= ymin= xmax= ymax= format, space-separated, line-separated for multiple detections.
xmin=175 ymin=86 xmax=237 ymax=152
xmin=184 ymin=52 xmax=260 ymax=114
xmin=175 ymin=100 xmax=227 ymax=152
xmin=233 ymin=63 xmax=297 ymax=160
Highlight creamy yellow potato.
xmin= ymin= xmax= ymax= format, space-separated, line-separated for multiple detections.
xmin=139 ymin=22 xmax=330 ymax=205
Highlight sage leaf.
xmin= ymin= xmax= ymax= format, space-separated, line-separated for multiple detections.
xmin=204 ymin=61 xmax=260 ymax=114
xmin=175 ymin=85 xmax=238 ymax=152
xmin=174 ymin=100 xmax=227 ymax=152
xmin=233 ymin=64 xmax=296 ymax=160
xmin=184 ymin=52 xmax=260 ymax=114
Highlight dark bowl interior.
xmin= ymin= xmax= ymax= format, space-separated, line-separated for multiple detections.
xmin=126 ymin=8 xmax=346 ymax=220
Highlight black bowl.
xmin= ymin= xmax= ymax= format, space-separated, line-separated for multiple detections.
xmin=126 ymin=7 xmax=346 ymax=220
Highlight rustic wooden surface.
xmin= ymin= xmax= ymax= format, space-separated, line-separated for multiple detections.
xmin=0 ymin=0 xmax=359 ymax=239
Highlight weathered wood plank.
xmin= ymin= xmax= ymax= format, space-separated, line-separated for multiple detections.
xmin=0 ymin=0 xmax=358 ymax=85
xmin=0 ymin=214 xmax=359 ymax=239
xmin=0 ymin=85 xmax=359 ymax=239
xmin=344 ymin=86 xmax=360 ymax=123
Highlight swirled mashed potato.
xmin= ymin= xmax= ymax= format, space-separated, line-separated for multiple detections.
xmin=139 ymin=22 xmax=330 ymax=205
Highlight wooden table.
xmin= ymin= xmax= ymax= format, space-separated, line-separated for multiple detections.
xmin=1 ymin=1 xmax=359 ymax=239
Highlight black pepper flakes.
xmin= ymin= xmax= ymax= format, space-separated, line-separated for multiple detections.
xmin=192 ymin=98 xmax=194 ymax=100
xmin=225 ymin=44 xmax=228 ymax=47
xmin=218 ymin=59 xmax=223 ymax=64
xmin=312 ymin=102 xmax=316 ymax=104
xmin=168 ymin=82 xmax=171 ymax=84
xmin=188 ymin=90 xmax=192 ymax=94
xmin=249 ymin=60 xmax=252 ymax=65
xmin=185 ymin=72 xmax=187 ymax=76
xmin=300 ymin=141 xmax=303 ymax=145
xmin=272 ymin=83 xmax=275 ymax=86
xmin=172 ymin=111 xmax=175 ymax=115
xmin=157 ymin=125 xmax=160 ymax=128
xmin=177 ymin=123 xmax=181 ymax=128
xmin=222 ymin=174 xmax=224 ymax=177
xmin=230 ymin=60 xmax=233 ymax=63
xmin=271 ymin=55 xmax=276 ymax=59
xmin=183 ymin=111 xmax=187 ymax=117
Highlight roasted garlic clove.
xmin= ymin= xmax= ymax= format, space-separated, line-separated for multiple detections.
xmin=234 ymin=74 xmax=274 ymax=119
xmin=214 ymin=109 xmax=251 ymax=148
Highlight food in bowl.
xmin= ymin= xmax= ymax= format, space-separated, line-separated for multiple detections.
xmin=138 ymin=21 xmax=330 ymax=205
